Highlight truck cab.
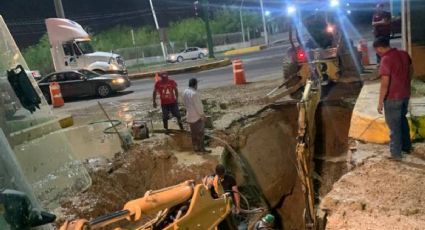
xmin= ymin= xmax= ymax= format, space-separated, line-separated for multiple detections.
xmin=46 ymin=18 xmax=127 ymax=75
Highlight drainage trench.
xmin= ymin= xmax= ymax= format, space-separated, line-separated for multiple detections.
xmin=220 ymin=83 xmax=361 ymax=229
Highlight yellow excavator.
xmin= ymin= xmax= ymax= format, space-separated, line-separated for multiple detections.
xmin=59 ymin=179 xmax=233 ymax=230
xmin=1 ymin=179 xmax=233 ymax=230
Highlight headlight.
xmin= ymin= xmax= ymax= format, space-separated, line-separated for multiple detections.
xmin=169 ymin=55 xmax=176 ymax=59
xmin=109 ymin=64 xmax=119 ymax=71
xmin=112 ymin=78 xmax=125 ymax=84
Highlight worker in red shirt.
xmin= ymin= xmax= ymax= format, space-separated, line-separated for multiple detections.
xmin=153 ymin=72 xmax=184 ymax=131
xmin=372 ymin=3 xmax=392 ymax=64
xmin=374 ymin=37 xmax=413 ymax=161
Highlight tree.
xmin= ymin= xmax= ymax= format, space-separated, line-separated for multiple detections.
xmin=22 ymin=34 xmax=53 ymax=74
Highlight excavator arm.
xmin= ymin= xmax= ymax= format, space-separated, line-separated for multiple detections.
xmin=60 ymin=180 xmax=232 ymax=230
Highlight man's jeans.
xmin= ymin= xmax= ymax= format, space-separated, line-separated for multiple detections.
xmin=384 ymin=98 xmax=412 ymax=158
xmin=189 ymin=118 xmax=205 ymax=151
xmin=161 ymin=103 xmax=183 ymax=130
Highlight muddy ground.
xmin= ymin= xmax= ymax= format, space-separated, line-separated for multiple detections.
xmin=321 ymin=143 xmax=425 ymax=230
xmin=53 ymin=79 xmax=283 ymax=226
xmin=53 ymin=77 xmax=425 ymax=230
xmin=54 ymin=133 xmax=222 ymax=224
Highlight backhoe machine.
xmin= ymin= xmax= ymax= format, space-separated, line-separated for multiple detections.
xmin=59 ymin=180 xmax=233 ymax=230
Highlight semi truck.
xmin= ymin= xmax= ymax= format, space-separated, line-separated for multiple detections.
xmin=45 ymin=18 xmax=127 ymax=75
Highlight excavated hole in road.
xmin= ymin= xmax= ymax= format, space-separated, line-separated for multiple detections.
xmin=217 ymin=82 xmax=361 ymax=229
xmin=55 ymin=82 xmax=361 ymax=229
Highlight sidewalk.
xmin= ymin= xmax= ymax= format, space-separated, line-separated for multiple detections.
xmin=349 ymin=79 xmax=425 ymax=144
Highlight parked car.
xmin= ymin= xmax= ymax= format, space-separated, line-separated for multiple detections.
xmin=37 ymin=69 xmax=131 ymax=102
xmin=167 ymin=47 xmax=208 ymax=63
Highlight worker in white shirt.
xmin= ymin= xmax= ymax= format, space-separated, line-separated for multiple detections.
xmin=183 ymin=78 xmax=211 ymax=154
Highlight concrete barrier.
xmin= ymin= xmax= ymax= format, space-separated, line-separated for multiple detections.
xmin=349 ymin=80 xmax=425 ymax=144
xmin=128 ymin=59 xmax=232 ymax=80
xmin=223 ymin=45 xmax=266 ymax=56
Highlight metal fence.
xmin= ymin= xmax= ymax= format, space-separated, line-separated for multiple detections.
xmin=115 ymin=31 xmax=284 ymax=67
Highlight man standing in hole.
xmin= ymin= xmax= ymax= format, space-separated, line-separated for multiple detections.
xmin=183 ymin=78 xmax=211 ymax=154
xmin=209 ymin=164 xmax=240 ymax=230
xmin=153 ymin=72 xmax=184 ymax=131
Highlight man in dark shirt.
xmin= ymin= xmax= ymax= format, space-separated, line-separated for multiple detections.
xmin=372 ymin=3 xmax=392 ymax=64
xmin=207 ymin=164 xmax=240 ymax=230
xmin=214 ymin=164 xmax=240 ymax=214
xmin=374 ymin=37 xmax=413 ymax=161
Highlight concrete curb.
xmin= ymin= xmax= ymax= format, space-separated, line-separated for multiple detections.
xmin=224 ymin=45 xmax=267 ymax=56
xmin=349 ymin=81 xmax=425 ymax=144
xmin=58 ymin=114 xmax=74 ymax=129
xmin=128 ymin=59 xmax=232 ymax=80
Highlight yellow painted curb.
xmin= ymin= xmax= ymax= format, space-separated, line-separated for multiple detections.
xmin=128 ymin=59 xmax=232 ymax=80
xmin=349 ymin=111 xmax=425 ymax=144
xmin=349 ymin=112 xmax=389 ymax=144
xmin=58 ymin=115 xmax=74 ymax=129
xmin=224 ymin=45 xmax=265 ymax=56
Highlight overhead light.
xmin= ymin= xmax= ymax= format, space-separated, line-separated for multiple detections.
xmin=326 ymin=25 xmax=335 ymax=33
xmin=287 ymin=5 xmax=296 ymax=15
xmin=265 ymin=10 xmax=271 ymax=16
xmin=330 ymin=0 xmax=339 ymax=7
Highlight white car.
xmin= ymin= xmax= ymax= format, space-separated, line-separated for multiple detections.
xmin=167 ymin=47 xmax=208 ymax=63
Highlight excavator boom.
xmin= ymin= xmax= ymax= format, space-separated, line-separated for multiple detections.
xmin=60 ymin=180 xmax=232 ymax=230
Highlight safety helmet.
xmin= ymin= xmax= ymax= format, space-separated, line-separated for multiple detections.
xmin=262 ymin=214 xmax=275 ymax=223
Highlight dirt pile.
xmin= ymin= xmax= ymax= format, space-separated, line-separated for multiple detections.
xmin=321 ymin=143 xmax=425 ymax=230
xmin=54 ymin=133 xmax=220 ymax=224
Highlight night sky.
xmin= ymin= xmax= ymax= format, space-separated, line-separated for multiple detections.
xmin=0 ymin=0 xmax=374 ymax=48
xmin=0 ymin=0 xmax=276 ymax=48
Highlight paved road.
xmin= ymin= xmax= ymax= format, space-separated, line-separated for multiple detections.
xmin=58 ymin=45 xmax=288 ymax=111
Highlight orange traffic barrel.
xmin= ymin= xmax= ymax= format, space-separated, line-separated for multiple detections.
xmin=233 ymin=62 xmax=243 ymax=72
xmin=49 ymin=82 xmax=64 ymax=107
xmin=357 ymin=39 xmax=370 ymax=65
xmin=232 ymin=60 xmax=246 ymax=85
xmin=234 ymin=69 xmax=246 ymax=85
xmin=154 ymin=72 xmax=161 ymax=82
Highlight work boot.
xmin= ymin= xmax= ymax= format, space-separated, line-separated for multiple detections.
xmin=163 ymin=120 xmax=168 ymax=130
xmin=403 ymin=147 xmax=413 ymax=154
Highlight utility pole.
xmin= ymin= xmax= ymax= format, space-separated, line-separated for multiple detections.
xmin=201 ymin=0 xmax=215 ymax=59
xmin=259 ymin=0 xmax=269 ymax=46
xmin=149 ymin=0 xmax=167 ymax=62
xmin=53 ymin=0 xmax=65 ymax=18
xmin=240 ymin=0 xmax=246 ymax=43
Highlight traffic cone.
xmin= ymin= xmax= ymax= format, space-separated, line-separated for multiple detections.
xmin=357 ymin=39 xmax=370 ymax=66
xmin=232 ymin=60 xmax=246 ymax=85
xmin=154 ymin=72 xmax=161 ymax=82
xmin=49 ymin=82 xmax=64 ymax=108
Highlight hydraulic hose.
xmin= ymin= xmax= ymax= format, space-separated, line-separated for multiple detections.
xmin=89 ymin=120 xmax=122 ymax=134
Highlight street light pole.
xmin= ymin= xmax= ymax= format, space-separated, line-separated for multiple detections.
xmin=240 ymin=0 xmax=246 ymax=43
xmin=53 ymin=0 xmax=65 ymax=18
xmin=259 ymin=0 xmax=269 ymax=46
xmin=149 ymin=0 xmax=167 ymax=62
xmin=201 ymin=0 xmax=215 ymax=59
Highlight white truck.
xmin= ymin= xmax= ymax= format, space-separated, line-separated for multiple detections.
xmin=45 ymin=18 xmax=127 ymax=75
